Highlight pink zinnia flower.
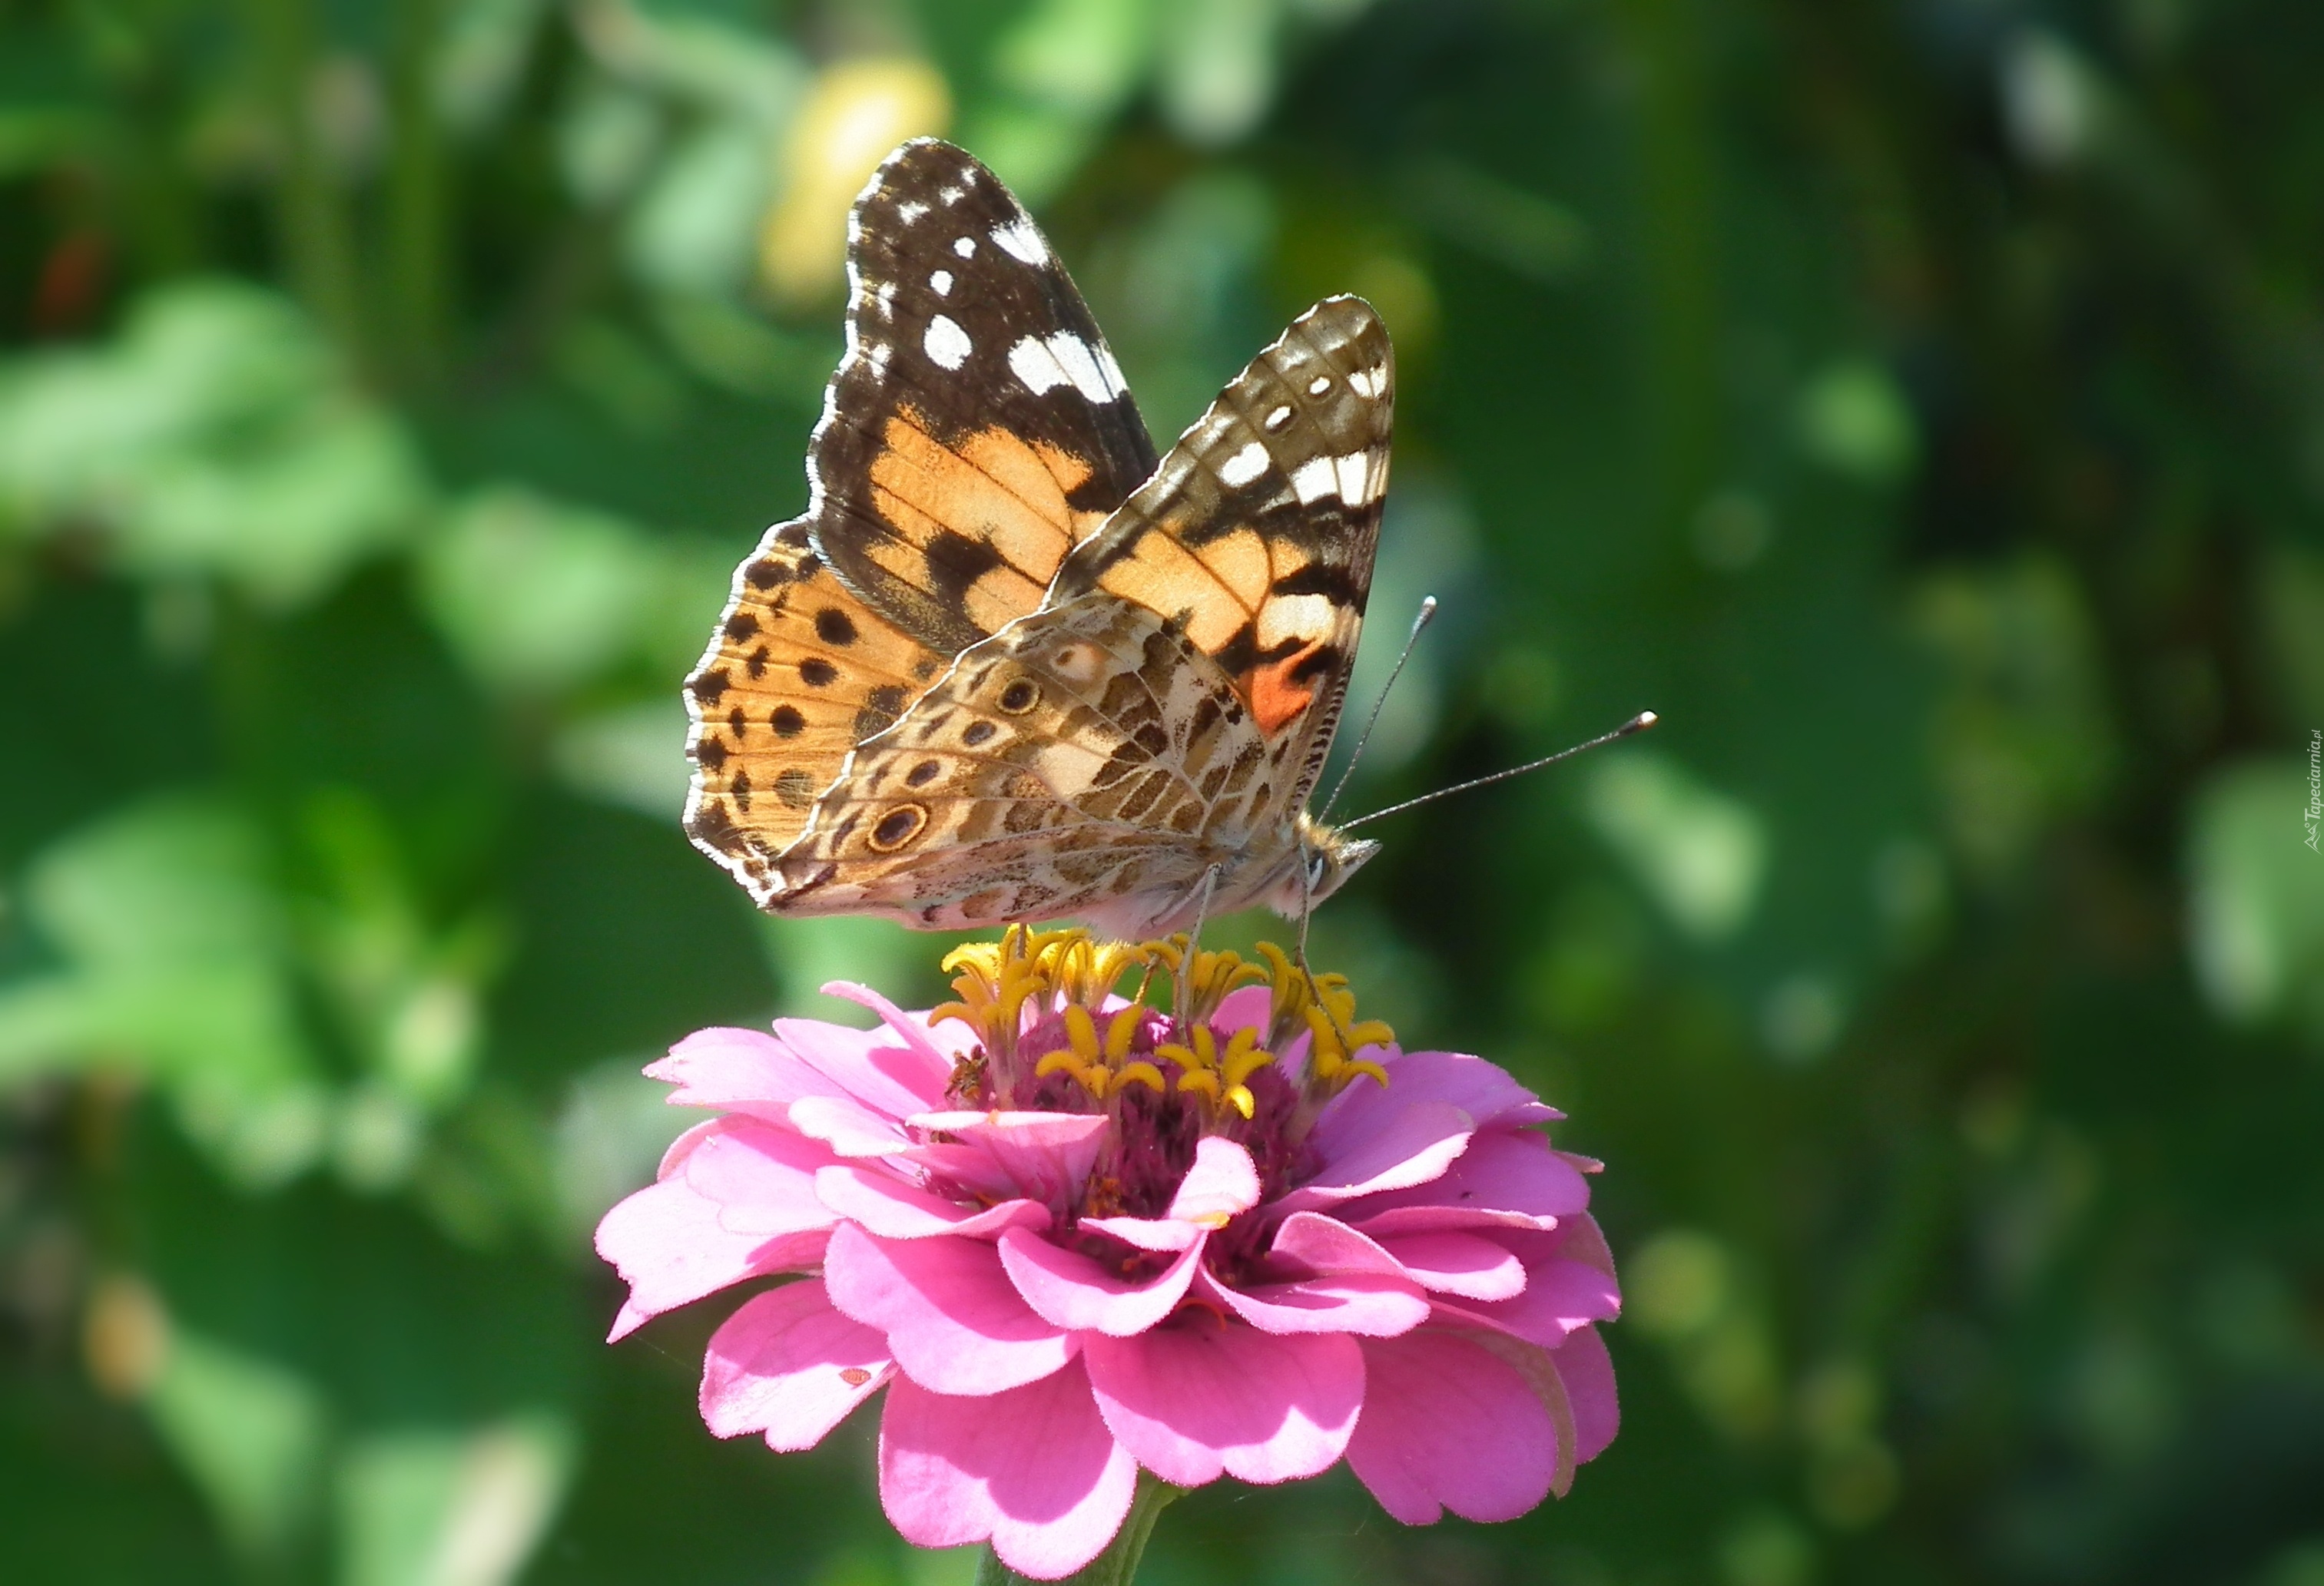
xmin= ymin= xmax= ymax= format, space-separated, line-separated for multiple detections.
xmin=596 ymin=930 xmax=1620 ymax=1578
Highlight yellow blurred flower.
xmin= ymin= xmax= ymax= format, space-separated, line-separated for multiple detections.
xmin=761 ymin=58 xmax=952 ymax=303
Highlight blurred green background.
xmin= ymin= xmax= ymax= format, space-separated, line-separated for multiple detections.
xmin=5 ymin=0 xmax=2323 ymax=1581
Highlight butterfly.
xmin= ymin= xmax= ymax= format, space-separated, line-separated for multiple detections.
xmin=681 ymin=139 xmax=1392 ymax=941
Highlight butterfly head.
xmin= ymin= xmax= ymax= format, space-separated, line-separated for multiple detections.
xmin=1267 ymin=813 xmax=1380 ymax=920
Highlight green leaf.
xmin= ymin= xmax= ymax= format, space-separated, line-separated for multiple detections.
xmin=146 ymin=1330 xmax=330 ymax=1563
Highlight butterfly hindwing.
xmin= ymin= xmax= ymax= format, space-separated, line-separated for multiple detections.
xmin=1048 ymin=296 xmax=1393 ymax=813
xmin=766 ymin=594 xmax=1287 ymax=930
xmin=683 ymin=525 xmax=947 ymax=904
xmin=810 ymin=140 xmax=1162 ymax=654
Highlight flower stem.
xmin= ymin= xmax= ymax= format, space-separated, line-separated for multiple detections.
xmin=973 ymin=1475 xmax=1182 ymax=1586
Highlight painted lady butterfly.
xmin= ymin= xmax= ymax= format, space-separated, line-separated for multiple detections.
xmin=682 ymin=140 xmax=1393 ymax=939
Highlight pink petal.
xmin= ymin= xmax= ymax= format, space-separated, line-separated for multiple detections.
xmin=1278 ymin=1099 xmax=1474 ymax=1212
xmin=1343 ymin=1204 xmax=1556 ymax=1237
xmin=788 ymin=1092 xmax=912 ymax=1157
xmin=699 ymin=1280 xmax=892 ymax=1449
xmin=823 ymin=1221 xmax=1076 ymax=1395
xmin=774 ymin=1010 xmax=946 ymax=1123
xmin=1375 ymin=1232 xmax=1527 ymax=1300
xmin=1211 ymin=984 xmax=1273 ymax=1038
xmin=645 ymin=1027 xmax=840 ymax=1124
xmin=680 ymin=1119 xmax=846 ymax=1238
xmin=814 ymin=1164 xmax=1050 ymax=1240
xmin=652 ymin=1116 xmax=723 ymax=1179
xmin=1268 ymin=1214 xmax=1526 ymax=1302
xmin=1076 ymin=1214 xmax=1201 ymax=1253
xmin=1072 ymin=1137 xmax=1258 ymax=1253
xmin=1195 ymin=1266 xmax=1428 ymax=1338
xmin=1346 ymin=1329 xmax=1560 ymax=1525
xmin=879 ymin=1359 xmax=1136 ymax=1579
xmin=1366 ymin=1048 xmax=1560 ymax=1129
xmin=996 ymin=1227 xmax=1204 ymax=1336
xmin=1553 ymin=1324 xmax=1620 ymax=1462
xmin=1551 ymin=1210 xmax=1617 ymax=1278
xmin=1084 ymin=1320 xmax=1361 ymax=1487
xmin=904 ymin=1111 xmax=1111 ymax=1206
xmin=1341 ymin=1130 xmax=1590 ymax=1228
xmin=595 ymin=1167 xmax=829 ymax=1341
xmin=1168 ymin=1136 xmax=1261 ymax=1226
xmin=817 ymin=981 xmax=963 ymax=1099
xmin=1435 ymin=1255 xmax=1620 ymax=1348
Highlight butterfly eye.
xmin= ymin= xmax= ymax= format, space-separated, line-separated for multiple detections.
xmin=1307 ymin=851 xmax=1331 ymax=891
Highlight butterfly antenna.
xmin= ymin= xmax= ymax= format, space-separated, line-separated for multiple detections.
xmin=1339 ymin=710 xmax=1659 ymax=833
xmin=1319 ymin=596 xmax=1440 ymax=823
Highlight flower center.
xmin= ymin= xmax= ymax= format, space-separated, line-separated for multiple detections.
xmin=930 ymin=925 xmax=1394 ymax=1224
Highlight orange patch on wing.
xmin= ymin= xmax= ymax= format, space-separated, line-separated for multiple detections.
xmin=1241 ymin=637 xmax=1327 ymax=736
xmin=869 ymin=411 xmax=1104 ymax=584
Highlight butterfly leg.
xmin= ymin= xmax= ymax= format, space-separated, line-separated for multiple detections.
xmin=1295 ymin=829 xmax=1317 ymax=974
xmin=1173 ymin=863 xmax=1223 ymax=1037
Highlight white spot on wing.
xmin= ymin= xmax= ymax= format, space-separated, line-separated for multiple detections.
xmin=867 ymin=343 xmax=893 ymax=377
xmin=876 ymin=281 xmax=897 ymax=315
xmin=940 ymin=185 xmax=965 ymax=206
xmin=1258 ymin=594 xmax=1335 ymax=648
xmin=1290 ymin=455 xmax=1338 ymax=505
xmin=930 ymin=270 xmax=953 ymax=294
xmin=1348 ymin=363 xmax=1387 ymax=399
xmin=1308 ymin=375 xmax=1332 ymax=396
xmin=1336 ymin=451 xmax=1374 ymax=504
xmin=1218 ymin=441 xmax=1271 ymax=488
xmin=1096 ymin=343 xmax=1128 ymax=398
xmin=923 ymin=315 xmax=973 ymax=371
xmin=1006 ymin=332 xmax=1126 ymax=402
xmin=953 ymin=237 xmax=976 ymax=257
xmin=1008 ymin=336 xmax=1069 ymax=394
xmin=1265 ymin=406 xmax=1293 ymax=432
xmin=991 ymin=219 xmax=1048 ymax=263
xmin=897 ymin=201 xmax=928 ymax=223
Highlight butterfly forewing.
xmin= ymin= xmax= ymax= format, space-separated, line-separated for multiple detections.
xmin=685 ymin=140 xmax=1165 ymax=905
xmin=810 ymin=140 xmax=1162 ymax=654
xmin=1049 ymin=296 xmax=1393 ymax=815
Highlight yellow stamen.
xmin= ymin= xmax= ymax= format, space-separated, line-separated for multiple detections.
xmin=1220 ymin=1026 xmax=1276 ymax=1089
xmin=1104 ymin=1005 xmax=1145 ymax=1064
xmin=1144 ymin=935 xmax=1268 ymax=1026
xmin=1155 ymin=1025 xmax=1216 ymax=1074
xmin=1114 ymin=1060 xmax=1167 ymax=1094
xmin=1061 ymin=1002 xmax=1102 ymax=1065
xmin=1048 ymin=935 xmax=1149 ymax=1008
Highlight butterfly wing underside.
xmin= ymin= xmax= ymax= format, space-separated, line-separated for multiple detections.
xmin=767 ymin=296 xmax=1396 ymax=929
xmin=683 ymin=140 xmax=1156 ymax=906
